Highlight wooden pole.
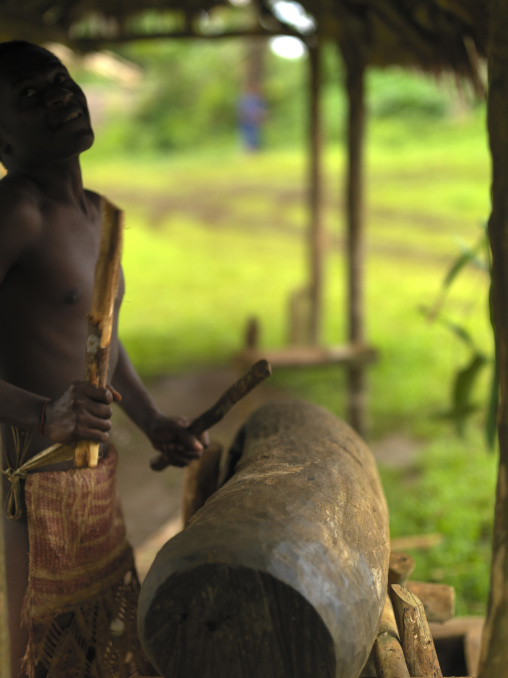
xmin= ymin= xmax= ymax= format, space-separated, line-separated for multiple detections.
xmin=150 ymin=359 xmax=272 ymax=471
xmin=0 ymin=483 xmax=10 ymax=677
xmin=138 ymin=401 xmax=389 ymax=678
xmin=75 ymin=198 xmax=123 ymax=468
xmin=344 ymin=57 xmax=367 ymax=436
xmin=390 ymin=584 xmax=443 ymax=678
xmin=478 ymin=0 xmax=508 ymax=673
xmin=308 ymin=41 xmax=324 ymax=346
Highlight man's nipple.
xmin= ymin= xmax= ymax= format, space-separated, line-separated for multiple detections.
xmin=64 ymin=289 xmax=80 ymax=305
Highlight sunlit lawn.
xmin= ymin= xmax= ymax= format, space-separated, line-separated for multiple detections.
xmin=82 ymin=110 xmax=496 ymax=614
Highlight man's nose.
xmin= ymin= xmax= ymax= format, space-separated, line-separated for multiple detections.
xmin=45 ymin=85 xmax=73 ymax=106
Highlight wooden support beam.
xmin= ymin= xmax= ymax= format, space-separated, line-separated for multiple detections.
xmin=343 ymin=55 xmax=368 ymax=437
xmin=235 ymin=343 xmax=377 ymax=369
xmin=308 ymin=41 xmax=324 ymax=345
xmin=73 ymin=25 xmax=307 ymax=51
xmin=390 ymin=584 xmax=443 ymax=677
xmin=75 ymin=199 xmax=123 ymax=468
xmin=138 ymin=401 xmax=389 ymax=678
xmin=478 ymin=0 xmax=508 ymax=673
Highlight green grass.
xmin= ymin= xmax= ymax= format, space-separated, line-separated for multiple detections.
xmin=82 ymin=108 xmax=495 ymax=614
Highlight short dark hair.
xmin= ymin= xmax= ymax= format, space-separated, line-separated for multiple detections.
xmin=0 ymin=40 xmax=60 ymax=77
xmin=0 ymin=40 xmax=56 ymax=60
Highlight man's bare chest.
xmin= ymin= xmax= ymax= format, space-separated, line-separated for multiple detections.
xmin=3 ymin=208 xmax=101 ymax=314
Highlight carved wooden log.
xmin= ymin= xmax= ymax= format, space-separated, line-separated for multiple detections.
xmin=138 ymin=400 xmax=390 ymax=678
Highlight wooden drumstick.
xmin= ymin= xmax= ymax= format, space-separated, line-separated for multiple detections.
xmin=150 ymin=359 xmax=272 ymax=471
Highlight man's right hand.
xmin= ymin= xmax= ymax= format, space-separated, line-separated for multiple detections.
xmin=42 ymin=382 xmax=118 ymax=444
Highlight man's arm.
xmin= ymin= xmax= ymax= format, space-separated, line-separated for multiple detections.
xmin=111 ymin=342 xmax=203 ymax=467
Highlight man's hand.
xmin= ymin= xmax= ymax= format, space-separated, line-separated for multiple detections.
xmin=148 ymin=415 xmax=206 ymax=468
xmin=43 ymin=382 xmax=120 ymax=444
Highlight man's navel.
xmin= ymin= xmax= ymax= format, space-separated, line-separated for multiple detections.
xmin=64 ymin=289 xmax=80 ymax=305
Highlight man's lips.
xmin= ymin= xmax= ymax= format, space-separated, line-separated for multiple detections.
xmin=53 ymin=107 xmax=87 ymax=129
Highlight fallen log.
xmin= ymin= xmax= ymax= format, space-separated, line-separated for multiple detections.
xmin=138 ymin=400 xmax=390 ymax=678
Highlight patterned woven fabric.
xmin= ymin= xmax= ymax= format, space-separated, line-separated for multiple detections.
xmin=22 ymin=448 xmax=153 ymax=678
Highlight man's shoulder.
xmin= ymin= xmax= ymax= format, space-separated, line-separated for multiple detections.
xmin=0 ymin=175 xmax=43 ymax=271
xmin=0 ymin=174 xmax=42 ymax=232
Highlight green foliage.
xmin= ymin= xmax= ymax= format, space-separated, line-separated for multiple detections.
xmin=381 ymin=431 xmax=497 ymax=616
xmin=367 ymin=69 xmax=456 ymax=119
xmin=114 ymin=40 xmax=244 ymax=151
xmin=423 ymin=226 xmax=496 ymax=445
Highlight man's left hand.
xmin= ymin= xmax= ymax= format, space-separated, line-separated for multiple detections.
xmin=148 ymin=415 xmax=206 ymax=468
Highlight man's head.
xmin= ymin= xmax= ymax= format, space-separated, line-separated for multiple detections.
xmin=0 ymin=40 xmax=94 ymax=170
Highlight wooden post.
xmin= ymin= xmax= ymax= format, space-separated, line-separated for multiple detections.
xmin=344 ymin=57 xmax=367 ymax=436
xmin=478 ymin=0 xmax=508 ymax=672
xmin=75 ymin=199 xmax=123 ymax=468
xmin=0 ymin=483 xmax=10 ymax=677
xmin=390 ymin=584 xmax=443 ymax=678
xmin=308 ymin=40 xmax=324 ymax=346
xmin=138 ymin=401 xmax=389 ymax=678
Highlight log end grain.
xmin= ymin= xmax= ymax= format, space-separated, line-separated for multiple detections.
xmin=140 ymin=563 xmax=336 ymax=678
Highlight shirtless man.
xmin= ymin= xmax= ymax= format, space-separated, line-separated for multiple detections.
xmin=0 ymin=40 xmax=204 ymax=676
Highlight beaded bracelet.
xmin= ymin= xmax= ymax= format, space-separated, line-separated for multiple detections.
xmin=39 ymin=398 xmax=51 ymax=437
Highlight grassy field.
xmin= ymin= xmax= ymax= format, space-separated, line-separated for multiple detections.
xmin=82 ymin=109 xmax=496 ymax=615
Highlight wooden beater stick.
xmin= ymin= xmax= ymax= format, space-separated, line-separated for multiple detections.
xmin=75 ymin=199 xmax=123 ymax=468
xmin=150 ymin=359 xmax=272 ymax=471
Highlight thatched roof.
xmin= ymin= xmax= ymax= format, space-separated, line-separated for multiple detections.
xmin=0 ymin=0 xmax=487 ymax=87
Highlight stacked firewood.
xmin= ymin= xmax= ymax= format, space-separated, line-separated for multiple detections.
xmin=371 ymin=551 xmax=482 ymax=678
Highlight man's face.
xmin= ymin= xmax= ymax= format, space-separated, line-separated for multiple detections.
xmin=0 ymin=47 xmax=94 ymax=169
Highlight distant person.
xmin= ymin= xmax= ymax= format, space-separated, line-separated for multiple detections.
xmin=237 ymin=84 xmax=267 ymax=151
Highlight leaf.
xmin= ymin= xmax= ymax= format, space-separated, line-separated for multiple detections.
xmin=443 ymin=236 xmax=488 ymax=290
xmin=452 ymin=353 xmax=488 ymax=436
xmin=433 ymin=314 xmax=477 ymax=350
